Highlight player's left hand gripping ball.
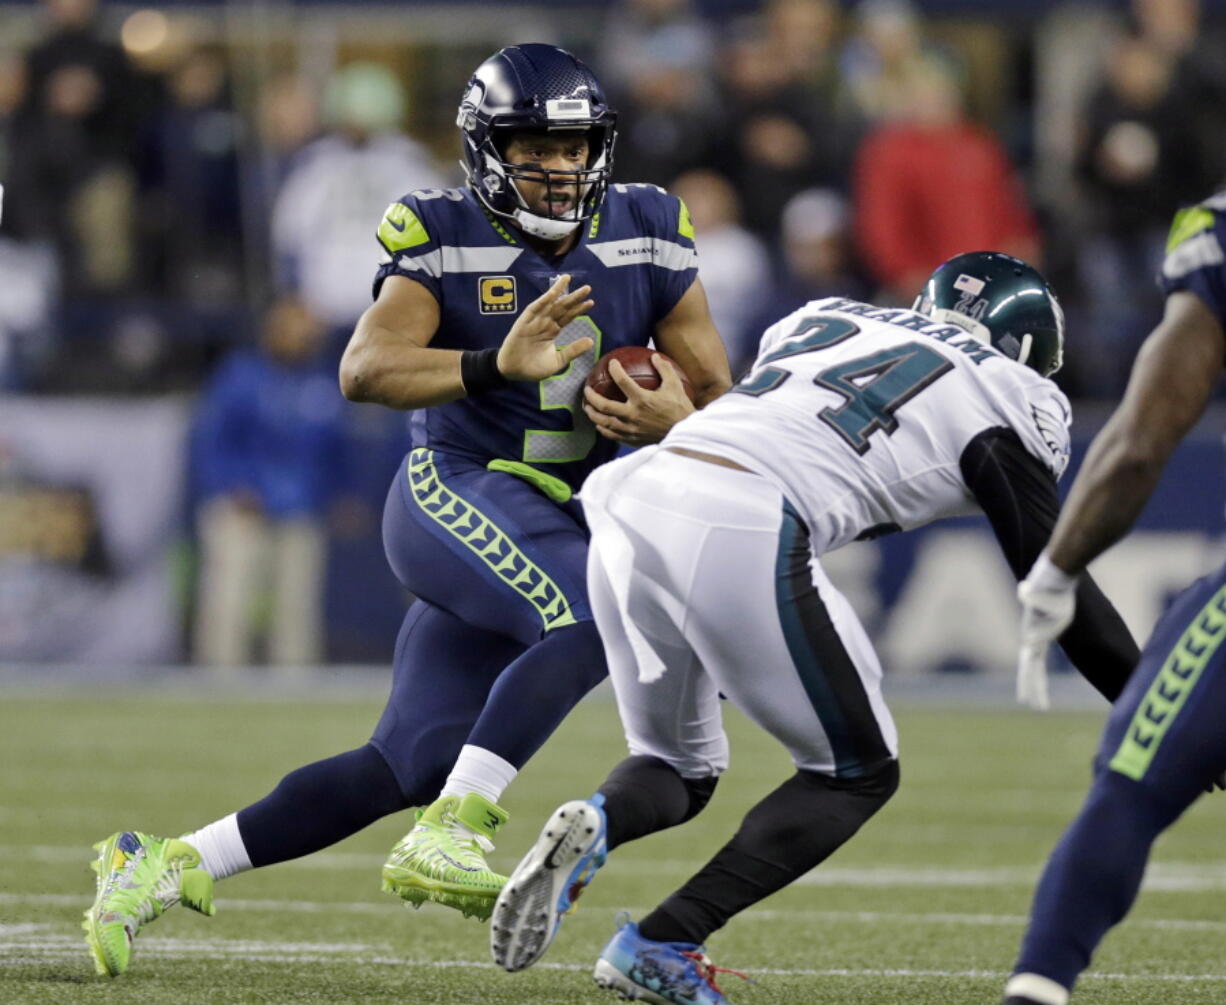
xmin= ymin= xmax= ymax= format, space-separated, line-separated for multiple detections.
xmin=496 ymin=274 xmax=595 ymax=382
xmin=583 ymin=347 xmax=696 ymax=447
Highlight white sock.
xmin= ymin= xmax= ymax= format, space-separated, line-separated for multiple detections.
xmin=439 ymin=744 xmax=518 ymax=805
xmin=1004 ymin=973 xmax=1070 ymax=1005
xmin=182 ymin=813 xmax=253 ymax=881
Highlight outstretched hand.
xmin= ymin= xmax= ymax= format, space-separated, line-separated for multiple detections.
xmin=583 ymin=353 xmax=696 ymax=447
xmin=497 ymin=274 xmax=595 ymax=382
xmin=1016 ymin=568 xmax=1078 ymax=711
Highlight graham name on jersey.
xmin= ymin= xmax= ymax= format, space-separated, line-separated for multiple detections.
xmin=822 ymin=297 xmax=999 ymax=365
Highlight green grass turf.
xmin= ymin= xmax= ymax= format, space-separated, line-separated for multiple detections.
xmin=2 ymin=684 xmax=1226 ymax=1004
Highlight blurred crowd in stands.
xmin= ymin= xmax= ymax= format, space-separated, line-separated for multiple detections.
xmin=1 ymin=0 xmax=1223 ymax=663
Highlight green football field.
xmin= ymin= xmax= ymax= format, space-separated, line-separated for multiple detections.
xmin=3 ymin=684 xmax=1226 ymax=1004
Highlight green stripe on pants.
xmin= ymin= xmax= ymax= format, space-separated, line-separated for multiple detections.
xmin=407 ymin=448 xmax=577 ymax=632
xmin=1109 ymin=584 xmax=1226 ymax=781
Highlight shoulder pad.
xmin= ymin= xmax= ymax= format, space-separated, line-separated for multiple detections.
xmin=378 ymin=200 xmax=432 ymax=254
xmin=1163 ymin=202 xmax=1225 ymax=279
xmin=609 ymin=183 xmax=693 ymax=244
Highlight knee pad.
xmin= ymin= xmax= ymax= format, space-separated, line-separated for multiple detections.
xmin=681 ymin=773 xmax=719 ymax=821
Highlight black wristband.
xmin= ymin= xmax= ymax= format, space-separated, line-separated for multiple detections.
xmin=460 ymin=347 xmax=509 ymax=395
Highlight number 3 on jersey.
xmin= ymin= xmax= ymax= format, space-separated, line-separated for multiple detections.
xmin=733 ymin=315 xmax=953 ymax=455
xmin=524 ymin=316 xmax=602 ymax=463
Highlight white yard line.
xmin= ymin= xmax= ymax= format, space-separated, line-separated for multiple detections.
xmin=2 ymin=940 xmax=1226 ymax=984
xmin=4 ymin=892 xmax=1226 ymax=934
xmin=11 ymin=844 xmax=1226 ymax=890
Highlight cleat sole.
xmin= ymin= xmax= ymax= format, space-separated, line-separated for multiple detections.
xmin=383 ymin=873 xmax=496 ymax=921
xmin=490 ymin=800 xmax=605 ymax=972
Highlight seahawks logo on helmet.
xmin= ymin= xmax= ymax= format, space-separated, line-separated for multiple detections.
xmin=455 ymin=43 xmax=618 ymax=242
xmin=914 ymin=251 xmax=1065 ymax=378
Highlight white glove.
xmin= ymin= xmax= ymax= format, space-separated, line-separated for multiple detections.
xmin=1016 ymin=553 xmax=1078 ymax=710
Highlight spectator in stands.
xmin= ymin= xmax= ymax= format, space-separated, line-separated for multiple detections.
xmin=853 ymin=55 xmax=1038 ymax=304
xmin=22 ymin=0 xmax=137 ymax=159
xmin=10 ymin=0 xmax=142 ymax=298
xmin=0 ymin=47 xmax=58 ymax=391
xmin=741 ymin=188 xmax=866 ymax=374
xmin=669 ymin=168 xmax=770 ymax=372
xmin=1074 ymin=29 xmax=1209 ymax=393
xmin=597 ymin=4 xmax=718 ymax=188
xmin=765 ymin=0 xmax=841 ymax=96
xmin=270 ymin=62 xmax=445 ymax=349
xmin=191 ymin=296 xmax=346 ymax=669
xmin=712 ymin=16 xmax=850 ymax=239
xmin=254 ymin=72 xmax=320 ymax=206
xmin=839 ymin=0 xmax=934 ymax=124
xmin=142 ymin=44 xmax=243 ymax=312
xmin=0 ymin=48 xmax=24 ymax=187
xmin=600 ymin=0 xmax=715 ymax=98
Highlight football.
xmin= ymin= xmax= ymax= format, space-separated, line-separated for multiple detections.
xmin=585 ymin=346 xmax=695 ymax=404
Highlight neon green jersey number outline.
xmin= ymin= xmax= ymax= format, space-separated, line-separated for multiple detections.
xmin=523 ymin=316 xmax=602 ymax=464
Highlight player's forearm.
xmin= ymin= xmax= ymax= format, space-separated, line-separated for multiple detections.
xmin=691 ymin=374 xmax=732 ymax=409
xmin=339 ymin=326 xmax=466 ymax=409
xmin=1045 ymin=423 xmax=1167 ymax=575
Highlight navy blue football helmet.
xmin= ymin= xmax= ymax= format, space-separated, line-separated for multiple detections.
xmin=914 ymin=251 xmax=1065 ymax=377
xmin=457 ymin=44 xmax=617 ymax=241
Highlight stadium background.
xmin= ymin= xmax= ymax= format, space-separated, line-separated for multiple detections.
xmin=3 ymin=4 xmax=1226 ymax=1002
xmin=2 ymin=0 xmax=1224 ymax=671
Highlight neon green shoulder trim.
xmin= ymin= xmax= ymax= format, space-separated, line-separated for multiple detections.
xmin=1166 ymin=206 xmax=1215 ymax=253
xmin=378 ymin=202 xmax=430 ymax=252
xmin=678 ymin=198 xmax=695 ymax=241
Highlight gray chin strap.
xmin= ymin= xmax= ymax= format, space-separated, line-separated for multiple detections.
xmin=511 ymin=208 xmax=580 ymax=241
xmin=1016 ymin=333 xmax=1033 ymax=368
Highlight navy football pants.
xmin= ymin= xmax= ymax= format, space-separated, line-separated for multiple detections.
xmin=236 ymin=449 xmax=608 ymax=866
xmin=371 ymin=447 xmax=608 ymax=794
xmin=1013 ymin=561 xmax=1226 ymax=992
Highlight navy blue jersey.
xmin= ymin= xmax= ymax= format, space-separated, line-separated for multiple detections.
xmin=371 ymin=184 xmax=699 ymax=493
xmin=1160 ymin=192 xmax=1226 ymax=328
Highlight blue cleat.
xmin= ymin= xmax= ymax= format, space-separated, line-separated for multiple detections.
xmin=489 ymin=795 xmax=607 ymax=972
xmin=593 ymin=919 xmax=748 ymax=1005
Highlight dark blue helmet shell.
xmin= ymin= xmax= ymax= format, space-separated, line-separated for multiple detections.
xmin=914 ymin=251 xmax=1065 ymax=377
xmin=457 ymin=44 xmax=617 ymax=240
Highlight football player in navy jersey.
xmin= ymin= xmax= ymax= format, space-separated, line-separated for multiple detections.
xmin=1003 ymin=194 xmax=1226 ymax=1005
xmin=82 ymin=44 xmax=731 ymax=978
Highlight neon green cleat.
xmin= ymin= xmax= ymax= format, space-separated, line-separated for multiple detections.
xmin=83 ymin=831 xmax=215 ymax=977
xmin=381 ymin=793 xmax=509 ymax=921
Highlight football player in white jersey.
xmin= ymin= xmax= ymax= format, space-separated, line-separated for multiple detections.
xmin=489 ymin=252 xmax=1139 ymax=1005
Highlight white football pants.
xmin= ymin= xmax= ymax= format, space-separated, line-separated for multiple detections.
xmin=583 ymin=447 xmax=898 ymax=780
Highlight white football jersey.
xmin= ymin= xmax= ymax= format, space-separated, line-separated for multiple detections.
xmin=666 ymin=296 xmax=1071 ymax=554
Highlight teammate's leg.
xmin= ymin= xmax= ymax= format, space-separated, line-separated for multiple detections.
xmin=1004 ymin=573 xmax=1226 ymax=1005
xmin=1002 ymin=774 xmax=1183 ymax=1005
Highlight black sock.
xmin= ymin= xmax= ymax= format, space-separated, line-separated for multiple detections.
xmin=598 ymin=755 xmax=717 ymax=852
xmin=638 ymin=760 xmax=899 ymax=945
xmin=237 ymin=743 xmax=410 ymax=868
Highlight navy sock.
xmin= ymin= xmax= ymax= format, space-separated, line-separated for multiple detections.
xmin=1014 ymin=770 xmax=1185 ymax=991
xmin=465 ymin=620 xmax=607 ymax=768
xmin=237 ymin=743 xmax=409 ymax=868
